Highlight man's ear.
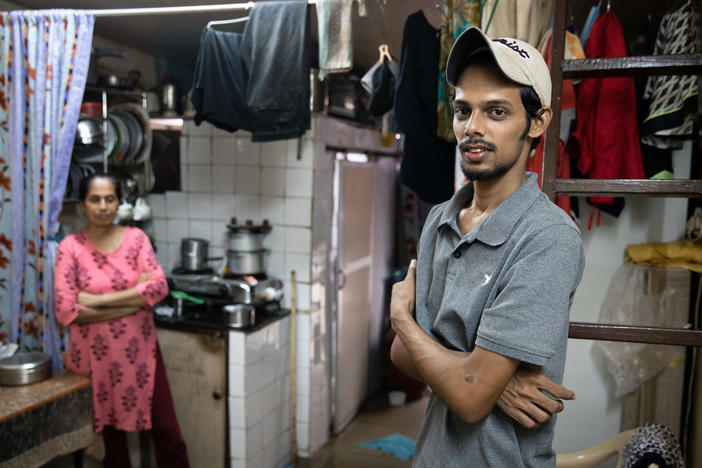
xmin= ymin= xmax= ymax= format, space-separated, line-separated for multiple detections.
xmin=528 ymin=106 xmax=553 ymax=139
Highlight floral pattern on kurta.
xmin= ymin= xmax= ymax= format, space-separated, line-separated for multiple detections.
xmin=54 ymin=227 xmax=168 ymax=432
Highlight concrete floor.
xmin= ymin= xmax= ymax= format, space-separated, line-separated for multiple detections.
xmin=299 ymin=394 xmax=429 ymax=468
xmin=44 ymin=393 xmax=429 ymax=468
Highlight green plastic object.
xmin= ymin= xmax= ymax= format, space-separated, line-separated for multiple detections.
xmin=170 ymin=290 xmax=205 ymax=305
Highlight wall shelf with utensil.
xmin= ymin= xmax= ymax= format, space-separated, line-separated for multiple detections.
xmin=67 ymin=86 xmax=154 ymax=211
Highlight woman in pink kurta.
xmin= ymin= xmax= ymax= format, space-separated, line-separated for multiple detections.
xmin=55 ymin=174 xmax=188 ymax=467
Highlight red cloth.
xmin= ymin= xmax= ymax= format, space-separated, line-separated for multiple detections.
xmin=103 ymin=345 xmax=190 ymax=468
xmin=570 ymin=13 xmax=645 ymax=206
xmin=54 ymin=227 xmax=169 ymax=432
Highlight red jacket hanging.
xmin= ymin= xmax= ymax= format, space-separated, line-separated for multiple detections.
xmin=570 ymin=12 xmax=645 ymax=206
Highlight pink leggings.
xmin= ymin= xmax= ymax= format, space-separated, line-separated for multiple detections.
xmin=101 ymin=345 xmax=189 ymax=468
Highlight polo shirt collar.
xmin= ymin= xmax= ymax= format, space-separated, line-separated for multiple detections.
xmin=438 ymin=172 xmax=542 ymax=247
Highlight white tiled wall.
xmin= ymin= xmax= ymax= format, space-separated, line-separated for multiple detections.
xmin=146 ymin=117 xmax=389 ymax=463
xmin=147 ymin=119 xmax=319 ymax=465
xmin=147 ymin=120 xmax=314 ymax=312
xmin=228 ymin=317 xmax=291 ymax=468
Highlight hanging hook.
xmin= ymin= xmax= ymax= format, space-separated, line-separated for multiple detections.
xmin=378 ymin=44 xmax=392 ymax=63
xmin=606 ymin=0 xmax=612 ymax=12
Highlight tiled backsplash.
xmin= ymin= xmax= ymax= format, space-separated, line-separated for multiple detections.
xmin=147 ymin=117 xmax=391 ymax=463
xmin=229 ymin=317 xmax=291 ymax=468
xmin=146 ymin=120 xmax=314 ymax=311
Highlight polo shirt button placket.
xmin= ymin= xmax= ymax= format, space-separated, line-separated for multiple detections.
xmin=452 ymin=250 xmax=462 ymax=258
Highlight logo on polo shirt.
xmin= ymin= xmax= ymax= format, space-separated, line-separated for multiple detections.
xmin=493 ymin=39 xmax=530 ymax=59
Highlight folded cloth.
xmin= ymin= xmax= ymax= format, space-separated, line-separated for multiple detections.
xmin=316 ymin=0 xmax=354 ymax=75
xmin=361 ymin=58 xmax=399 ymax=95
xmin=369 ymin=58 xmax=395 ymax=116
xmin=191 ymin=27 xmax=249 ymax=133
xmin=622 ymin=423 xmax=685 ymax=468
xmin=358 ymin=433 xmax=416 ymax=461
xmin=241 ymin=0 xmax=311 ymax=142
xmin=626 ymin=239 xmax=702 ymax=273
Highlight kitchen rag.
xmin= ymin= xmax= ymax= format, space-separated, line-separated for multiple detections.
xmin=358 ymin=433 xmax=416 ymax=461
xmin=316 ymin=0 xmax=353 ymax=76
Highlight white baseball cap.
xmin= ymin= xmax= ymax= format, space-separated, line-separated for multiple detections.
xmin=446 ymin=27 xmax=552 ymax=107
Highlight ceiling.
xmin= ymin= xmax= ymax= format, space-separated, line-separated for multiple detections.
xmin=11 ymin=0 xmax=443 ymax=75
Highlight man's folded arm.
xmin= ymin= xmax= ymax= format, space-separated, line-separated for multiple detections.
xmin=392 ymin=316 xmax=519 ymax=424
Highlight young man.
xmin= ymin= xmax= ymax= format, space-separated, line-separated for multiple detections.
xmin=390 ymin=27 xmax=585 ymax=467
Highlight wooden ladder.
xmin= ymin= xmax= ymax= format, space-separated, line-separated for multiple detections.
xmin=544 ymin=0 xmax=702 ymax=346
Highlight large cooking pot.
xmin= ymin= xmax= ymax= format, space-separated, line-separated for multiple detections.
xmin=226 ymin=249 xmax=269 ymax=275
xmin=0 ymin=352 xmax=51 ymax=386
xmin=181 ymin=238 xmax=210 ymax=271
xmin=226 ymin=219 xmax=271 ymax=252
xmin=223 ymin=303 xmax=255 ymax=328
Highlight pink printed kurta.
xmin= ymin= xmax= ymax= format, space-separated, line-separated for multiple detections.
xmin=54 ymin=227 xmax=168 ymax=432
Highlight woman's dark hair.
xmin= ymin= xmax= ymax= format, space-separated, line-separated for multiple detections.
xmin=78 ymin=172 xmax=122 ymax=202
xmin=519 ymin=86 xmax=544 ymax=152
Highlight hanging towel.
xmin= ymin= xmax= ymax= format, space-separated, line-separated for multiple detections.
xmin=191 ymin=27 xmax=250 ymax=133
xmin=359 ymin=433 xmax=416 ymax=461
xmin=316 ymin=0 xmax=354 ymax=76
xmin=622 ymin=423 xmax=685 ymax=468
xmin=240 ymin=0 xmax=311 ymax=142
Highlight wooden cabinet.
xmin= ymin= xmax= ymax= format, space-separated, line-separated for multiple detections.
xmin=156 ymin=328 xmax=227 ymax=468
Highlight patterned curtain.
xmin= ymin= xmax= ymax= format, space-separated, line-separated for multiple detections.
xmin=436 ymin=0 xmax=480 ymax=143
xmin=0 ymin=10 xmax=94 ymax=370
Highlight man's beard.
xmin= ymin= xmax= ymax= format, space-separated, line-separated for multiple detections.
xmin=458 ymin=127 xmax=528 ymax=181
xmin=461 ymin=159 xmax=514 ymax=181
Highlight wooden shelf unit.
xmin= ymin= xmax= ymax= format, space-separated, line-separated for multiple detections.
xmin=544 ymin=0 xmax=702 ymax=347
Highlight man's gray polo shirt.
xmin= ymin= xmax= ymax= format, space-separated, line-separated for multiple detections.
xmin=413 ymin=172 xmax=584 ymax=468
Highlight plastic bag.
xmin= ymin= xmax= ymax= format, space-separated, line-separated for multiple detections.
xmin=595 ymin=263 xmax=688 ymax=398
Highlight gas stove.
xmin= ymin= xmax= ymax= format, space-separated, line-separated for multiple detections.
xmin=158 ymin=272 xmax=284 ymax=329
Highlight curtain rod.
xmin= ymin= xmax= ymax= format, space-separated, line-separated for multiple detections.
xmin=90 ymin=1 xmax=316 ymax=17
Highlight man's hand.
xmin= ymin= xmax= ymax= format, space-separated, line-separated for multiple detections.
xmin=496 ymin=366 xmax=575 ymax=428
xmin=390 ymin=259 xmax=417 ymax=330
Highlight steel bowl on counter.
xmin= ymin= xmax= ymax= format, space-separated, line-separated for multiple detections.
xmin=0 ymin=352 xmax=51 ymax=386
xmin=223 ymin=303 xmax=255 ymax=328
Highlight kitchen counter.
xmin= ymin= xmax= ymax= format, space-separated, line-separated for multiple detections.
xmin=0 ymin=371 xmax=93 ymax=467
xmin=154 ymin=308 xmax=290 ymax=335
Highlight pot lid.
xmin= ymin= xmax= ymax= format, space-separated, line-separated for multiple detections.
xmin=227 ymin=218 xmax=272 ymax=233
xmin=0 ymin=352 xmax=51 ymax=371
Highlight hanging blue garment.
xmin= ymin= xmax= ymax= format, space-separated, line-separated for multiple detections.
xmin=580 ymin=6 xmax=600 ymax=45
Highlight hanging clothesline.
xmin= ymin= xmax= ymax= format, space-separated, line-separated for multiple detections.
xmin=89 ymin=1 xmax=317 ymax=17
